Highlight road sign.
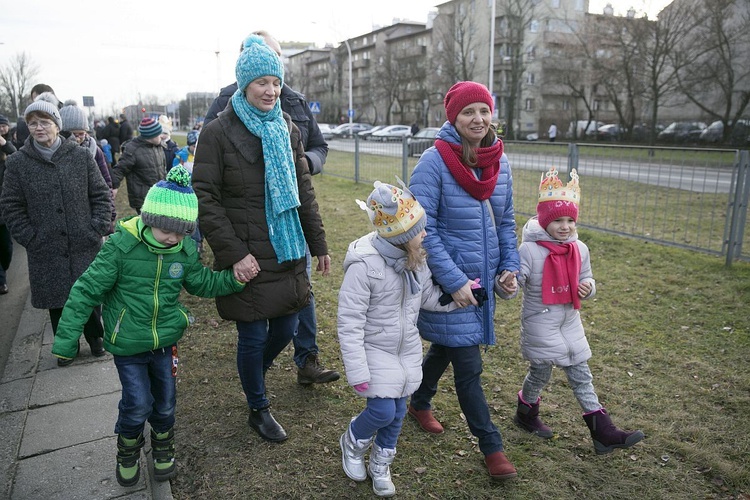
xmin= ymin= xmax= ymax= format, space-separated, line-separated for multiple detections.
xmin=309 ymin=101 xmax=321 ymax=114
xmin=348 ymin=109 xmax=354 ymax=118
xmin=82 ymin=96 xmax=95 ymax=107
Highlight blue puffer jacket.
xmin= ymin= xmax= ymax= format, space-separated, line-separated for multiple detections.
xmin=409 ymin=122 xmax=520 ymax=347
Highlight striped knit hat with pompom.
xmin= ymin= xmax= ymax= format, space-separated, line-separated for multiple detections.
xmin=140 ymin=165 xmax=198 ymax=234
xmin=138 ymin=117 xmax=162 ymax=138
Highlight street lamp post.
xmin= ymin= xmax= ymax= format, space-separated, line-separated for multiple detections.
xmin=343 ymin=39 xmax=353 ymax=127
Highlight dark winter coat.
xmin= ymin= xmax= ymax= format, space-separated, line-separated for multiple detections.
xmin=111 ymin=136 xmax=166 ymax=212
xmin=0 ymin=134 xmax=16 ymax=225
xmin=204 ymin=83 xmax=328 ymax=175
xmin=118 ymin=118 xmax=134 ymax=146
xmin=51 ymin=216 xmax=245 ymax=358
xmin=192 ymin=103 xmax=328 ymax=323
xmin=0 ymin=138 xmax=112 ymax=309
xmin=104 ymin=122 xmax=120 ymax=154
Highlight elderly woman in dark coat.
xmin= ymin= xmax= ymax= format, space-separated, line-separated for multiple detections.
xmin=0 ymin=100 xmax=112 ymax=365
xmin=192 ymin=35 xmax=330 ymax=443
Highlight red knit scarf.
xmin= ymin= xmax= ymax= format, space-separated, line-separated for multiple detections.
xmin=435 ymin=139 xmax=503 ymax=200
xmin=536 ymin=241 xmax=582 ymax=309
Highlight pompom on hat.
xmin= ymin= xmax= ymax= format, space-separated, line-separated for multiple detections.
xmin=444 ymin=81 xmax=494 ymax=125
xmin=140 ymin=164 xmax=198 ymax=235
xmin=356 ymin=176 xmax=426 ymax=245
xmin=24 ymin=100 xmax=62 ymax=131
xmin=59 ymin=100 xmax=89 ymax=132
xmin=235 ymin=34 xmax=284 ymax=92
xmin=536 ymin=167 xmax=581 ymax=229
xmin=138 ymin=117 xmax=162 ymax=139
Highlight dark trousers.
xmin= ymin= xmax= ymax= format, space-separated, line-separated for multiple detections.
xmin=49 ymin=306 xmax=104 ymax=347
xmin=410 ymin=343 xmax=503 ymax=455
xmin=0 ymin=224 xmax=12 ymax=285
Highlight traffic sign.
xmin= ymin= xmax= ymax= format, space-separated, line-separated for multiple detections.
xmin=82 ymin=96 xmax=95 ymax=107
xmin=348 ymin=109 xmax=354 ymax=118
xmin=309 ymin=101 xmax=321 ymax=114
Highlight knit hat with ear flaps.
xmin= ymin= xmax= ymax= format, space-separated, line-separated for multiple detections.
xmin=60 ymin=101 xmax=89 ymax=132
xmin=357 ymin=178 xmax=427 ymax=245
xmin=24 ymin=100 xmax=63 ymax=130
xmin=536 ymin=167 xmax=581 ymax=229
xmin=138 ymin=117 xmax=162 ymax=138
xmin=140 ymin=165 xmax=198 ymax=235
xmin=235 ymin=34 xmax=284 ymax=91
xmin=444 ymin=81 xmax=494 ymax=125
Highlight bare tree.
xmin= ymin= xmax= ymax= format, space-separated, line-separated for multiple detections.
xmin=0 ymin=52 xmax=39 ymax=119
xmin=431 ymin=7 xmax=480 ymax=91
xmin=674 ymin=0 xmax=750 ymax=142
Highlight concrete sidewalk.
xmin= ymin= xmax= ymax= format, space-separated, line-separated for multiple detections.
xmin=0 ymin=249 xmax=172 ymax=499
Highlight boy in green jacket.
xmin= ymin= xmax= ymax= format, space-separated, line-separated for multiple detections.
xmin=52 ymin=165 xmax=248 ymax=487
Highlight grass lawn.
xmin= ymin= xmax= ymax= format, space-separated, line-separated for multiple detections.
xmin=115 ymin=171 xmax=749 ymax=499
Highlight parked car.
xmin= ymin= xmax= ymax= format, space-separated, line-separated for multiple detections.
xmin=370 ymin=125 xmax=412 ymax=141
xmin=407 ymin=127 xmax=440 ymax=156
xmin=699 ymin=119 xmax=750 ymax=145
xmin=358 ymin=125 xmax=386 ymax=140
xmin=330 ymin=122 xmax=373 ymax=138
xmin=567 ymin=120 xmax=604 ymax=139
xmin=593 ymin=124 xmax=626 ymax=141
xmin=317 ymin=123 xmax=336 ymax=140
xmin=657 ymin=121 xmax=707 ymax=143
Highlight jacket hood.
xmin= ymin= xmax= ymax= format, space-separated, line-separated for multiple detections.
xmin=435 ymin=121 xmax=462 ymax=145
xmin=343 ymin=232 xmax=381 ymax=273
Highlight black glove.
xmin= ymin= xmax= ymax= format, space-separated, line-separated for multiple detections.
xmin=438 ymin=286 xmax=488 ymax=306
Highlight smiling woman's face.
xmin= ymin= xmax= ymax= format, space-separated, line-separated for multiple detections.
xmin=245 ymin=76 xmax=281 ymax=112
xmin=454 ymin=102 xmax=492 ymax=147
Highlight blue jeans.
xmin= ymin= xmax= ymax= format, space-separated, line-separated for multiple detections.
xmin=293 ymin=246 xmax=318 ymax=368
xmin=351 ymin=397 xmax=407 ymax=450
xmin=522 ymin=361 xmax=602 ymax=413
xmin=410 ymin=344 xmax=503 ymax=455
xmin=113 ymin=345 xmax=177 ymax=438
xmin=237 ymin=313 xmax=298 ymax=409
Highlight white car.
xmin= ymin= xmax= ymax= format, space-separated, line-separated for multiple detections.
xmin=370 ymin=125 xmax=412 ymax=141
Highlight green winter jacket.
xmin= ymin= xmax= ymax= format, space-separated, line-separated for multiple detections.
xmin=52 ymin=216 xmax=245 ymax=358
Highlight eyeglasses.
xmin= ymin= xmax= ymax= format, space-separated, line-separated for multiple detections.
xmin=27 ymin=121 xmax=56 ymax=130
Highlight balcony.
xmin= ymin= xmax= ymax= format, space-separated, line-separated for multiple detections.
xmin=353 ymin=59 xmax=371 ymax=69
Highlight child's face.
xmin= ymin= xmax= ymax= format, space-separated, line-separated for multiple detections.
xmin=405 ymin=229 xmax=427 ymax=250
xmin=151 ymin=227 xmax=186 ymax=246
xmin=546 ymin=217 xmax=576 ymax=241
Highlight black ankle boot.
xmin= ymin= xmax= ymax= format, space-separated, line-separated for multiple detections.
xmin=89 ymin=337 xmax=105 ymax=357
xmin=248 ymin=407 xmax=287 ymax=442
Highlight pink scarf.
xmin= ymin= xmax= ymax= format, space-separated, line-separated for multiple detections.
xmin=536 ymin=241 xmax=582 ymax=309
xmin=435 ymin=139 xmax=502 ymax=201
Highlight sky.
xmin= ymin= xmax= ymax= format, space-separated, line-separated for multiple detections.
xmin=1 ymin=0 xmax=670 ymax=116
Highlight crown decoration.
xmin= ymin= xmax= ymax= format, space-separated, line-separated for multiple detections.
xmin=356 ymin=177 xmax=426 ymax=238
xmin=538 ymin=167 xmax=580 ymax=205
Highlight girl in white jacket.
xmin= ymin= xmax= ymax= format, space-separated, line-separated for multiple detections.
xmin=508 ymin=168 xmax=644 ymax=455
xmin=337 ymin=179 xmax=460 ymax=497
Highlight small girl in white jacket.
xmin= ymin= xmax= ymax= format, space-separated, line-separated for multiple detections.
xmin=506 ymin=168 xmax=644 ymax=455
xmin=337 ymin=179 xmax=460 ymax=497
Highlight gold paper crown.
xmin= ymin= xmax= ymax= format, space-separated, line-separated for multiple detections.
xmin=538 ymin=167 xmax=580 ymax=205
xmin=355 ymin=177 xmax=426 ymax=241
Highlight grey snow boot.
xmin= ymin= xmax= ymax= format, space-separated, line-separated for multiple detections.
xmin=368 ymin=442 xmax=396 ymax=497
xmin=339 ymin=422 xmax=373 ymax=481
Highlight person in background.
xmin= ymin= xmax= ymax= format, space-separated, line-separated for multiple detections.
xmin=410 ymin=122 xmax=420 ymax=136
xmin=51 ymin=165 xmax=247 ymax=487
xmin=104 ymin=117 xmax=121 ymax=166
xmin=192 ymin=35 xmax=330 ymax=443
xmin=204 ymin=29 xmax=338 ymax=388
xmin=0 ymin=99 xmax=111 ymax=365
xmin=14 ymin=83 xmax=57 ymax=148
xmin=59 ymin=100 xmax=116 ymax=233
xmin=159 ymin=115 xmax=179 ymax=171
xmin=100 ymin=138 xmax=113 ymax=169
xmin=407 ymin=81 xmax=520 ymax=481
xmin=119 ymin=113 xmax=134 ymax=149
xmin=548 ymin=122 xmax=557 ymax=142
xmin=0 ymin=113 xmax=17 ymax=294
xmin=505 ymin=167 xmax=644 ymax=454
xmin=111 ymin=117 xmax=166 ymax=214
xmin=337 ymin=179 xmax=459 ymax=497
xmin=172 ymin=130 xmax=199 ymax=173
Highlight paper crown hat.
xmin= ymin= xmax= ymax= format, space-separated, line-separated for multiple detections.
xmin=356 ymin=176 xmax=426 ymax=245
xmin=536 ymin=167 xmax=581 ymax=229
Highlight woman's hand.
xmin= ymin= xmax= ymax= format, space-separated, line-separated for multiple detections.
xmin=578 ymin=281 xmax=592 ymax=298
xmin=497 ymin=270 xmax=518 ymax=295
xmin=451 ymin=280 xmax=478 ymax=308
xmin=233 ymin=254 xmax=260 ymax=283
xmin=316 ymin=254 xmax=331 ymax=276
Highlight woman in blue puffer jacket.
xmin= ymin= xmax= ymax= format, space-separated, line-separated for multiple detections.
xmin=407 ymin=81 xmax=521 ymax=481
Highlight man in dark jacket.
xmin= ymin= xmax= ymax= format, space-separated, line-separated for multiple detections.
xmin=204 ymin=30 xmax=338 ymax=387
xmin=119 ymin=113 xmax=134 ymax=147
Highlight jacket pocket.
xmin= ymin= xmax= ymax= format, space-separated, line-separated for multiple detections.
xmin=111 ymin=308 xmax=127 ymax=344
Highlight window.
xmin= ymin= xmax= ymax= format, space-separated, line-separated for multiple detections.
xmin=593 ymin=100 xmax=601 ymax=111
xmin=563 ymin=99 xmax=571 ymax=111
xmin=525 ymin=72 xmax=535 ymax=85
xmin=525 ymin=98 xmax=535 ymax=111
xmin=527 ymin=45 xmax=536 ymax=60
xmin=551 ymin=0 xmax=560 ymax=7
xmin=574 ymin=0 xmax=584 ymax=11
xmin=530 ymin=20 xmax=539 ymax=33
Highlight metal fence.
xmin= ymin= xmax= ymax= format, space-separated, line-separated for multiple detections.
xmin=321 ymin=137 xmax=750 ymax=264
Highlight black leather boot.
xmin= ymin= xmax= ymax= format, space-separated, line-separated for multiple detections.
xmin=249 ymin=407 xmax=287 ymax=442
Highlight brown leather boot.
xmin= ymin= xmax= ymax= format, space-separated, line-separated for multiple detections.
xmin=484 ymin=451 xmax=517 ymax=480
xmin=297 ymin=354 xmax=340 ymax=385
xmin=407 ymin=405 xmax=444 ymax=434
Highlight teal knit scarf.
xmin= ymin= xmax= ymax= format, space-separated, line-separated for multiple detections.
xmin=231 ymin=90 xmax=306 ymax=263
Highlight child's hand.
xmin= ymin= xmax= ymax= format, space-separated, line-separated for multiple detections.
xmin=353 ymin=382 xmax=369 ymax=393
xmin=497 ymin=270 xmax=518 ymax=294
xmin=578 ymin=281 xmax=592 ymax=298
